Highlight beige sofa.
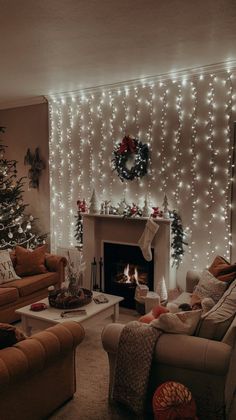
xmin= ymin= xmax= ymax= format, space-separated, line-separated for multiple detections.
xmin=102 ymin=270 xmax=236 ymax=420
xmin=0 ymin=253 xmax=67 ymax=323
xmin=0 ymin=321 xmax=84 ymax=420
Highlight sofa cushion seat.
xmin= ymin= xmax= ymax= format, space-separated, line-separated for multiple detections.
xmin=0 ymin=272 xmax=58 ymax=297
xmin=0 ymin=287 xmax=19 ymax=307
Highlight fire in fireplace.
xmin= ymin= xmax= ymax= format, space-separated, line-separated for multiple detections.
xmin=104 ymin=242 xmax=154 ymax=308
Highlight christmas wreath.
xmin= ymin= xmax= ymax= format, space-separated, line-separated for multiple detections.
xmin=112 ymin=135 xmax=149 ymax=182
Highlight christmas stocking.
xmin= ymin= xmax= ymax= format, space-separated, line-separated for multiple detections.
xmin=138 ymin=219 xmax=159 ymax=261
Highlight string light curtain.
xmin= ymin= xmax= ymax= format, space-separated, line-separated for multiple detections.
xmin=48 ymin=68 xmax=236 ymax=285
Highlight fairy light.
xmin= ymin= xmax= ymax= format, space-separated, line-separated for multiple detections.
xmin=158 ymin=84 xmax=168 ymax=193
xmin=48 ymin=68 xmax=235 ymax=275
xmin=173 ymin=82 xmax=184 ymax=207
xmin=205 ymin=74 xmax=215 ymax=264
xmin=189 ymin=80 xmax=198 ymax=269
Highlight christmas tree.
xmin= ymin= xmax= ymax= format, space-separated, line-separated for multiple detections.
xmin=0 ymin=127 xmax=47 ymax=250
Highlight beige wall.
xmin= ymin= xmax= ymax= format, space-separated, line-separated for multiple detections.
xmin=0 ymin=103 xmax=50 ymax=243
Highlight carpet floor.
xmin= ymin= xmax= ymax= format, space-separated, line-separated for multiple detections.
xmin=49 ymin=308 xmax=140 ymax=420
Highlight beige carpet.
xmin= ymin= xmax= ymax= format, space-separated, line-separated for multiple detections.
xmin=49 ymin=308 xmax=140 ymax=420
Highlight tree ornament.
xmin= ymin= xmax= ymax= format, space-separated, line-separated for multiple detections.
xmin=89 ymin=188 xmax=99 ymax=214
xmin=18 ymin=226 xmax=23 ymax=234
xmin=117 ymin=198 xmax=128 ymax=215
xmin=142 ymin=195 xmax=151 ymax=217
xmin=8 ymin=231 xmax=13 ymax=239
xmin=112 ymin=135 xmax=149 ymax=182
xmin=162 ymin=194 xmax=170 ymax=218
xmin=156 ymin=276 xmax=168 ymax=303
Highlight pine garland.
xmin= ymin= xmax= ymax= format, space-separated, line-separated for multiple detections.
xmin=170 ymin=210 xmax=188 ymax=268
xmin=74 ymin=210 xmax=83 ymax=246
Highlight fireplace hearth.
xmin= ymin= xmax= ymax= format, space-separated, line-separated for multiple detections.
xmin=104 ymin=242 xmax=154 ymax=308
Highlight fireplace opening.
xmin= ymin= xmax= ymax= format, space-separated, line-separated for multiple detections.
xmin=103 ymin=242 xmax=154 ymax=308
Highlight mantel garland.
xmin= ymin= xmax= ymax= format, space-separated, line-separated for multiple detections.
xmin=112 ymin=135 xmax=149 ymax=182
xmin=170 ymin=210 xmax=188 ymax=268
xmin=74 ymin=199 xmax=187 ymax=268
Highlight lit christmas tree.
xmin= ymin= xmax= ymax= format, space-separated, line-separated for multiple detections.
xmin=0 ymin=127 xmax=47 ymax=249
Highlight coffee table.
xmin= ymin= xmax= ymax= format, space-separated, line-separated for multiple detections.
xmin=16 ymin=291 xmax=123 ymax=336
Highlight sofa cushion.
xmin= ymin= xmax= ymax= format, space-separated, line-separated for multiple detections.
xmin=15 ymin=245 xmax=48 ymax=277
xmin=195 ymin=278 xmax=236 ymax=341
xmin=0 ymin=287 xmax=19 ymax=307
xmin=208 ymin=255 xmax=236 ymax=283
xmin=1 ymin=272 xmax=58 ymax=297
xmin=151 ymin=309 xmax=202 ymax=335
xmin=0 ymin=250 xmax=21 ymax=284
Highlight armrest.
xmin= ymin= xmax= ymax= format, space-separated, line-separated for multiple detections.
xmin=102 ymin=323 xmax=124 ymax=354
xmin=102 ymin=323 xmax=231 ymax=376
xmin=186 ymin=270 xmax=201 ymax=292
xmin=45 ymin=253 xmax=67 ymax=272
xmin=45 ymin=253 xmax=67 ymax=285
xmin=155 ymin=333 xmax=231 ymax=375
xmin=0 ymin=321 xmax=84 ymax=391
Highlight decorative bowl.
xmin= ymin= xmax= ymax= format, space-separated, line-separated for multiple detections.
xmin=48 ymin=288 xmax=93 ymax=309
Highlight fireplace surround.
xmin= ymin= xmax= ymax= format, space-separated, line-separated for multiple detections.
xmin=83 ymin=214 xmax=171 ymax=295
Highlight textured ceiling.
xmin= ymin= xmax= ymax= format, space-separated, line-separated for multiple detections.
xmin=0 ymin=0 xmax=236 ymax=108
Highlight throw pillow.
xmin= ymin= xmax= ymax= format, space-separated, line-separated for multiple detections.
xmin=196 ymin=277 xmax=236 ymax=341
xmin=139 ymin=305 xmax=169 ymax=324
xmin=150 ymin=309 xmax=202 ymax=335
xmin=0 ymin=323 xmax=26 ymax=349
xmin=0 ymin=250 xmax=21 ymax=284
xmin=15 ymin=244 xmax=48 ymax=276
xmin=208 ymin=255 xmax=236 ymax=283
xmin=190 ymin=269 xmax=227 ymax=306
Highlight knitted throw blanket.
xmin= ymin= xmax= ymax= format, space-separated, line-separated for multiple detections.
xmin=112 ymin=321 xmax=162 ymax=415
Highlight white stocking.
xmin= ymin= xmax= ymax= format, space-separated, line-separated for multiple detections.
xmin=138 ymin=219 xmax=159 ymax=261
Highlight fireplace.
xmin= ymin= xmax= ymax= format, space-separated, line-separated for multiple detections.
xmin=82 ymin=214 xmax=172 ymax=295
xmin=104 ymin=242 xmax=154 ymax=308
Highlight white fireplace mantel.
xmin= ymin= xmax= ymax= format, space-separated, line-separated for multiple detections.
xmin=83 ymin=214 xmax=172 ymax=292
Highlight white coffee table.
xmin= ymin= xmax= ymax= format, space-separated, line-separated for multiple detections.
xmin=16 ymin=292 xmax=123 ymax=336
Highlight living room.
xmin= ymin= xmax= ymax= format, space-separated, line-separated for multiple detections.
xmin=0 ymin=1 xmax=236 ymax=419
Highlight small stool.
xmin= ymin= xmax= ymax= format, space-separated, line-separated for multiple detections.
xmin=152 ymin=381 xmax=197 ymax=420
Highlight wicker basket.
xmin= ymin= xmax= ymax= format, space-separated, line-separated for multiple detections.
xmin=48 ymin=288 xmax=93 ymax=309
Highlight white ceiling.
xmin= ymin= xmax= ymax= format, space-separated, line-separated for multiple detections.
xmin=0 ymin=0 xmax=236 ymax=108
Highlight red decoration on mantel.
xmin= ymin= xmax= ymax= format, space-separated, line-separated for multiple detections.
xmin=77 ymin=199 xmax=87 ymax=212
xmin=152 ymin=207 xmax=163 ymax=218
xmin=118 ymin=135 xmax=137 ymax=154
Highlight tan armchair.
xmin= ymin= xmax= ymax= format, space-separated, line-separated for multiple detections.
xmin=0 ymin=321 xmax=84 ymax=420
xmin=102 ymin=271 xmax=236 ymax=420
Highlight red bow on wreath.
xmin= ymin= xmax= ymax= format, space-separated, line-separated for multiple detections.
xmin=118 ymin=136 xmax=136 ymax=154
